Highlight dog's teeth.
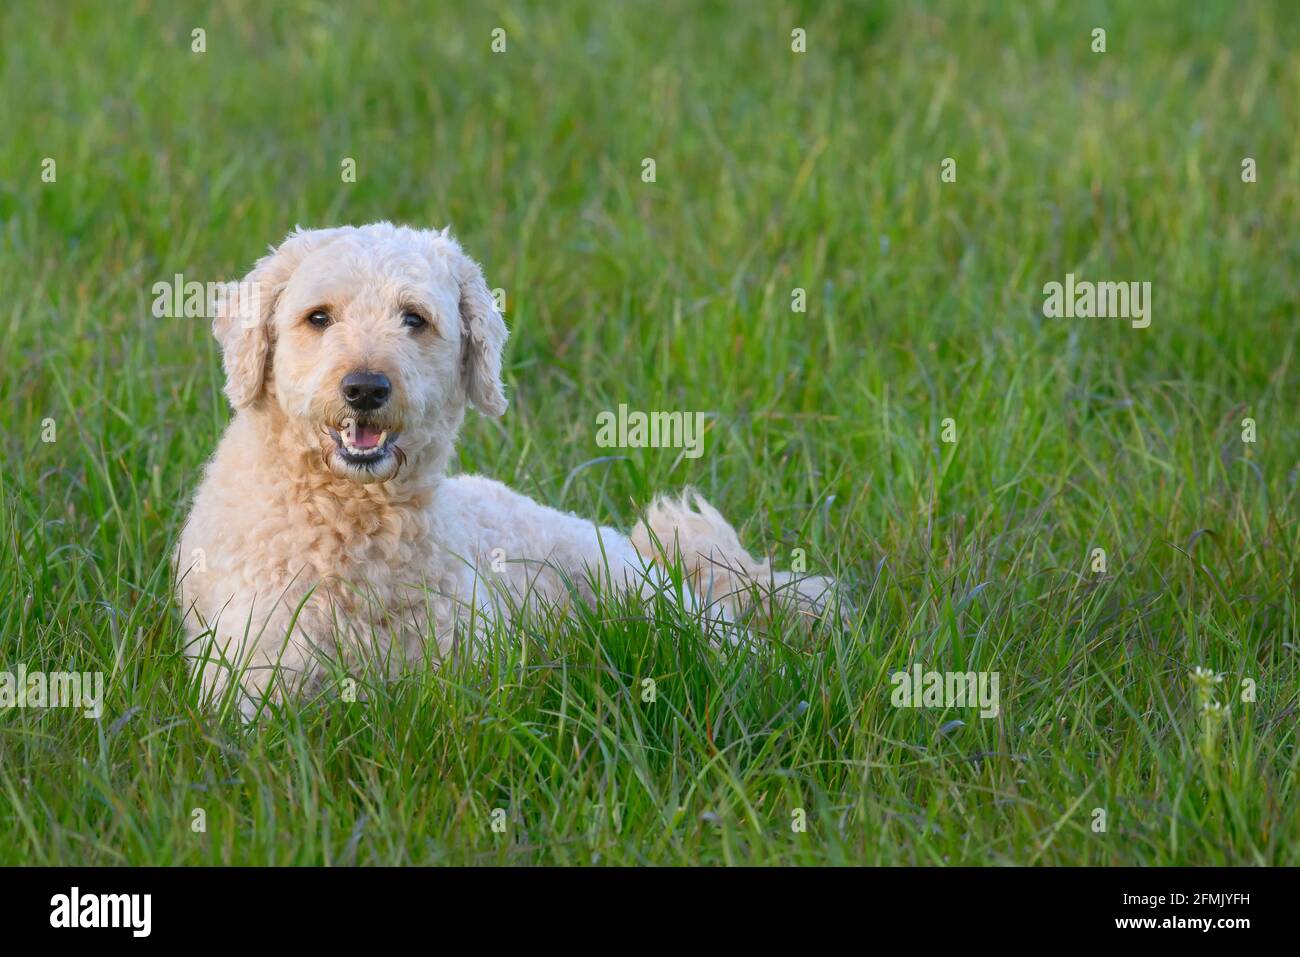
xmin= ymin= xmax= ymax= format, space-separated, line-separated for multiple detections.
xmin=378 ymin=431 xmax=387 ymax=445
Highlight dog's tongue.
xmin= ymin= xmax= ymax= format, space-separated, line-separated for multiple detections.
xmin=352 ymin=425 xmax=384 ymax=449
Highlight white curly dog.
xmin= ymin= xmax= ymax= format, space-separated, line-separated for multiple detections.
xmin=176 ymin=223 xmax=834 ymax=717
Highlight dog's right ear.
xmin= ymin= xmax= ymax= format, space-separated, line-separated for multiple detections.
xmin=213 ymin=227 xmax=349 ymax=409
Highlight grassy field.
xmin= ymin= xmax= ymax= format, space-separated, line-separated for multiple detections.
xmin=1 ymin=0 xmax=1297 ymax=865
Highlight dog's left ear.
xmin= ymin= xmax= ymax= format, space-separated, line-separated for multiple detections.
xmin=455 ymin=250 xmax=509 ymax=417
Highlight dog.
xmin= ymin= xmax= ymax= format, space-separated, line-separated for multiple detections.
xmin=175 ymin=223 xmax=835 ymax=718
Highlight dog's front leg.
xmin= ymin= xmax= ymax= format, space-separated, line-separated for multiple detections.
xmin=186 ymin=602 xmax=332 ymax=721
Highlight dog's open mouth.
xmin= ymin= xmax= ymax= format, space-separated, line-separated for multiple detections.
xmin=325 ymin=423 xmax=402 ymax=467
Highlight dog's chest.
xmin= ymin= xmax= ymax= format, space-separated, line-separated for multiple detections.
xmin=310 ymin=498 xmax=434 ymax=583
xmin=298 ymin=496 xmax=461 ymax=632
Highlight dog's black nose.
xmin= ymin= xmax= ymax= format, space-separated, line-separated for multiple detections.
xmin=340 ymin=371 xmax=391 ymax=411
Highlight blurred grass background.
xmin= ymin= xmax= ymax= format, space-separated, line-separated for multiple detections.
xmin=0 ymin=0 xmax=1296 ymax=864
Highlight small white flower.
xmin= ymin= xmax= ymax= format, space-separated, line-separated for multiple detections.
xmin=1190 ymin=666 xmax=1224 ymax=686
xmin=1201 ymin=701 xmax=1230 ymax=719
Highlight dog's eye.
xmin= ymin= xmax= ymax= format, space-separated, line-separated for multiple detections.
xmin=306 ymin=309 xmax=332 ymax=329
xmin=401 ymin=311 xmax=428 ymax=331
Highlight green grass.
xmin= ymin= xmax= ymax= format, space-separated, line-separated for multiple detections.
xmin=1 ymin=0 xmax=1297 ymax=865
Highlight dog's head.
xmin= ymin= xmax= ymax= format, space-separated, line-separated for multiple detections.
xmin=213 ymin=223 xmax=507 ymax=483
